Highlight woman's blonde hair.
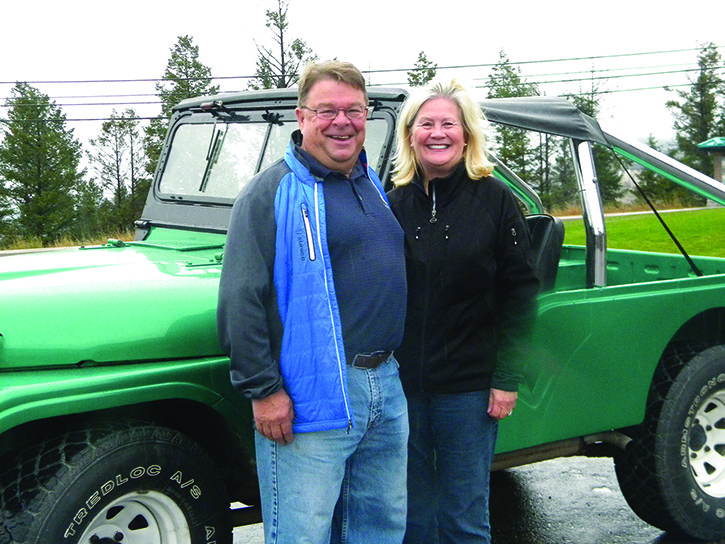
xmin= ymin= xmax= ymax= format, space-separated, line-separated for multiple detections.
xmin=392 ymin=79 xmax=494 ymax=186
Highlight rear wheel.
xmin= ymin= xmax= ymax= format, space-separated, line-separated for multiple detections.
xmin=615 ymin=345 xmax=725 ymax=541
xmin=0 ymin=424 xmax=231 ymax=544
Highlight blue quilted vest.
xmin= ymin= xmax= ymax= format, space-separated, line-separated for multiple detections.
xmin=273 ymin=142 xmax=387 ymax=433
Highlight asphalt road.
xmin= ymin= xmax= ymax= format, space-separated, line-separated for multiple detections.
xmin=232 ymin=456 xmax=725 ymax=544
xmin=488 ymin=457 xmax=700 ymax=544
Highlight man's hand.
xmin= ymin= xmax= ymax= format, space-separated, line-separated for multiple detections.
xmin=253 ymin=389 xmax=295 ymax=445
xmin=487 ymin=388 xmax=518 ymax=420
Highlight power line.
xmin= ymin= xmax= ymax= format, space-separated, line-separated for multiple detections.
xmin=0 ymin=57 xmax=710 ymax=106
xmin=1 ymin=64 xmax=714 ymax=111
xmin=0 ymin=75 xmax=254 ymax=86
xmin=1 ymin=45 xmax=718 ymax=87
xmin=502 ymin=67 xmax=725 ymax=91
xmin=3 ymin=101 xmax=162 ymax=109
xmin=0 ymin=116 xmax=165 ymax=124
xmin=495 ymin=62 xmax=718 ymax=83
xmin=0 ymin=80 xmax=701 ymax=124
xmin=1 ymin=46 xmax=721 ymax=125
xmin=369 ymin=46 xmax=723 ymax=75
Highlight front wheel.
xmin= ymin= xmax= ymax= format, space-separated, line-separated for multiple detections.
xmin=615 ymin=345 xmax=725 ymax=541
xmin=0 ymin=424 xmax=231 ymax=544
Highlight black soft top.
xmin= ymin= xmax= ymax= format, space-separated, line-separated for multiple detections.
xmin=174 ymin=87 xmax=609 ymax=146
xmin=480 ymin=96 xmax=609 ymax=146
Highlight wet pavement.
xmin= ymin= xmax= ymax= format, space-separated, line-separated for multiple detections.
xmin=488 ymin=457 xmax=714 ymax=544
xmin=233 ymin=456 xmax=725 ymax=544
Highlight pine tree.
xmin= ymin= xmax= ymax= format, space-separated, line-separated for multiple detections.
xmin=549 ymin=136 xmax=578 ymax=210
xmin=248 ymin=0 xmax=317 ymax=90
xmin=0 ymin=138 xmax=12 ymax=238
xmin=632 ymin=135 xmax=672 ymax=204
xmin=0 ymin=192 xmax=12 ymax=241
xmin=88 ymin=109 xmax=149 ymax=232
xmin=144 ymin=35 xmax=220 ymax=178
xmin=487 ymin=50 xmax=540 ymax=190
xmin=407 ymin=51 xmax=437 ymax=87
xmin=666 ymin=42 xmax=725 ymax=178
xmin=0 ymin=83 xmax=85 ymax=246
xmin=534 ymin=133 xmax=569 ymax=211
xmin=634 ymin=135 xmax=704 ymax=207
xmin=72 ymin=178 xmax=104 ymax=240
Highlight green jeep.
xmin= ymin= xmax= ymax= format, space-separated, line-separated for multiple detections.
xmin=2 ymin=88 xmax=725 ymax=543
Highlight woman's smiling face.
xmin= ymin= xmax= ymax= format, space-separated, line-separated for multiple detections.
xmin=410 ymin=97 xmax=466 ymax=182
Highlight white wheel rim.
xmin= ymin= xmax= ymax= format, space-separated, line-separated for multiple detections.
xmin=688 ymin=390 xmax=725 ymax=497
xmin=77 ymin=490 xmax=191 ymax=544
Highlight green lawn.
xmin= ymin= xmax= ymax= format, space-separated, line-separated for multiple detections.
xmin=560 ymin=207 xmax=725 ymax=258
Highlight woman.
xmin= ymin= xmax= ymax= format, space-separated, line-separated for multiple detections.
xmin=387 ymin=80 xmax=540 ymax=544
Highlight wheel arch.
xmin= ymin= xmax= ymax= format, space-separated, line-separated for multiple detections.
xmin=647 ymin=306 xmax=725 ymax=416
xmin=668 ymin=306 xmax=725 ymax=354
xmin=0 ymin=398 xmax=259 ymax=506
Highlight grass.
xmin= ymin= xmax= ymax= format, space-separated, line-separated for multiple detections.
xmin=4 ymin=208 xmax=725 ymax=258
xmin=1 ymin=230 xmax=135 ymax=251
xmin=560 ymin=207 xmax=725 ymax=258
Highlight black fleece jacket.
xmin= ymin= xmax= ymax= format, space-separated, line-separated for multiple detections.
xmin=387 ymin=163 xmax=539 ymax=395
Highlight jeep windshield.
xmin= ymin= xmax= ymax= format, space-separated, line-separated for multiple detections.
xmin=157 ymin=108 xmax=392 ymax=204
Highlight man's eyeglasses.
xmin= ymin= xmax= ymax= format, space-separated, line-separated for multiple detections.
xmin=301 ymin=106 xmax=368 ymax=120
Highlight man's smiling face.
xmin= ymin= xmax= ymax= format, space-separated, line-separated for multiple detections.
xmin=296 ymin=79 xmax=367 ymax=176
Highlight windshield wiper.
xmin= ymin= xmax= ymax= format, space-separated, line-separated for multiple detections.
xmin=199 ymin=124 xmax=226 ymax=193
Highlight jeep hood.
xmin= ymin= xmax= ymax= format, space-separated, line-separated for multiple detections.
xmin=0 ymin=235 xmax=226 ymax=370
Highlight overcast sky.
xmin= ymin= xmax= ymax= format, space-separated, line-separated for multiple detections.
xmin=1 ymin=0 xmax=723 ymax=149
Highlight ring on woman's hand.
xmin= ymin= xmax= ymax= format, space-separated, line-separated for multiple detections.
xmin=507 ymin=411 xmax=513 ymax=416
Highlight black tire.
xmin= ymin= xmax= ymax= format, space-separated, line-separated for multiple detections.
xmin=615 ymin=344 xmax=725 ymax=541
xmin=614 ymin=428 xmax=678 ymax=534
xmin=0 ymin=423 xmax=231 ymax=544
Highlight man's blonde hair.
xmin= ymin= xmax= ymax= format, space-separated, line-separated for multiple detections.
xmin=297 ymin=61 xmax=368 ymax=108
xmin=392 ymin=80 xmax=494 ymax=186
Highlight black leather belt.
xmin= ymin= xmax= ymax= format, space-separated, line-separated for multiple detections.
xmin=346 ymin=350 xmax=392 ymax=369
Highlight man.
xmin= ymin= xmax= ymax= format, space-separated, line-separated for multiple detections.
xmin=217 ymin=61 xmax=408 ymax=544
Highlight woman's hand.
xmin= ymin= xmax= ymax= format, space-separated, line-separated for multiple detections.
xmin=488 ymin=388 xmax=517 ymax=420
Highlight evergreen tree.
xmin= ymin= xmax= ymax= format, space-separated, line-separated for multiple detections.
xmin=0 ymin=186 xmax=12 ymax=241
xmin=666 ymin=42 xmax=724 ymax=178
xmin=487 ymin=50 xmax=539 ymax=99
xmin=143 ymin=118 xmax=167 ymax=181
xmin=633 ymin=135 xmax=704 ymax=207
xmin=0 ymin=83 xmax=85 ymax=246
xmin=72 ymin=178 xmax=104 ymax=240
xmin=88 ymin=109 xmax=149 ymax=232
xmin=127 ymin=116 xmax=151 ymax=223
xmin=144 ymin=35 xmax=220 ymax=178
xmin=486 ymin=50 xmax=540 ymax=190
xmin=248 ymin=0 xmax=317 ymax=90
xmin=407 ymin=51 xmax=437 ymax=87
xmin=533 ymin=133 xmax=565 ymax=210
xmin=549 ymin=136 xmax=578 ymax=210
xmin=0 ymin=129 xmax=12 ymax=236
xmin=633 ymin=135 xmax=672 ymax=204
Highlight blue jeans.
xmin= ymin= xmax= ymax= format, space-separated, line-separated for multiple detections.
xmin=404 ymin=390 xmax=498 ymax=544
xmin=255 ymin=356 xmax=409 ymax=544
